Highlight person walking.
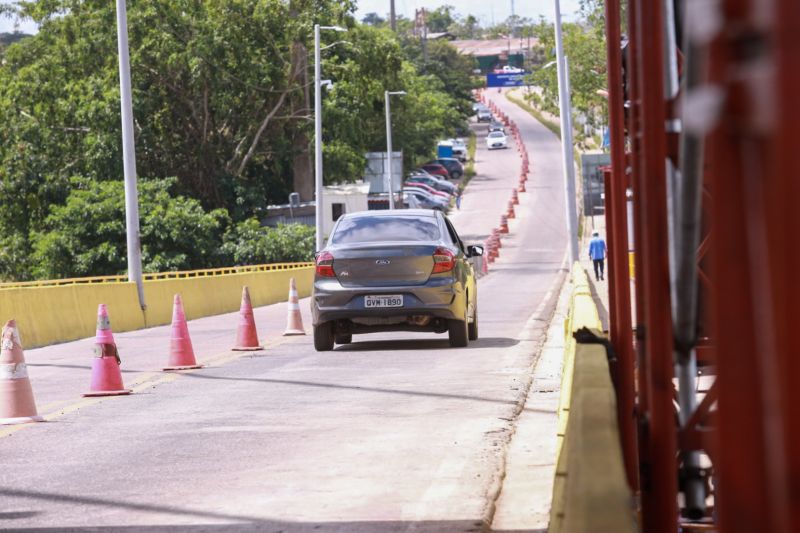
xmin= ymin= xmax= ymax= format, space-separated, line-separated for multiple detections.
xmin=588 ymin=230 xmax=607 ymax=281
xmin=455 ymin=188 xmax=462 ymax=210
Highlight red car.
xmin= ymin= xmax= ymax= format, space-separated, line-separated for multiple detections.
xmin=418 ymin=163 xmax=451 ymax=179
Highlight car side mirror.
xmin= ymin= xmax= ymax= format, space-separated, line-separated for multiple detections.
xmin=467 ymin=245 xmax=484 ymax=257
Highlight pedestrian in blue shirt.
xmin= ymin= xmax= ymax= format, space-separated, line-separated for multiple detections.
xmin=588 ymin=230 xmax=607 ymax=281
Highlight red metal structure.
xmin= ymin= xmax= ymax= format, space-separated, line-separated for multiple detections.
xmin=601 ymin=0 xmax=800 ymax=530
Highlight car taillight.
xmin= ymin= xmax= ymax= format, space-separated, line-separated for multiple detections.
xmin=316 ymin=251 xmax=335 ymax=278
xmin=431 ymin=247 xmax=456 ymax=274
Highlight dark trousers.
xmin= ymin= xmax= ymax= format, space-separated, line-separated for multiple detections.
xmin=592 ymin=259 xmax=605 ymax=280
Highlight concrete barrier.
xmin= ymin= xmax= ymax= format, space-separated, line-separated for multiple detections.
xmin=549 ymin=263 xmax=637 ymax=533
xmin=0 ymin=264 xmax=314 ymax=349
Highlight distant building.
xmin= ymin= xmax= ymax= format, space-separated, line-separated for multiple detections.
xmin=450 ymin=38 xmax=537 ymax=74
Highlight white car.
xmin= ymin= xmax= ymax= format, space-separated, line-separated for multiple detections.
xmin=486 ymin=131 xmax=508 ymax=150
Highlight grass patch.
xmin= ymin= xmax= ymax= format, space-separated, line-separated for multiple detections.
xmin=505 ymin=90 xmax=562 ymax=139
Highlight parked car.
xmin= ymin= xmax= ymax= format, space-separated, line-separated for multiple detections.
xmin=419 ymin=163 xmax=451 ymax=179
xmin=489 ymin=121 xmax=505 ymax=133
xmin=405 ymin=181 xmax=452 ymax=199
xmin=403 ymin=186 xmax=450 ymax=209
xmin=428 ymin=158 xmax=464 ymax=179
xmin=477 ymin=109 xmax=492 ymax=122
xmin=406 ymin=173 xmax=457 ymax=194
xmin=311 ymin=210 xmax=483 ymax=350
xmin=486 ymin=131 xmax=508 ymax=150
xmin=403 ymin=189 xmax=447 ymax=211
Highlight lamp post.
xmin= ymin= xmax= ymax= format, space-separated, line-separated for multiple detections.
xmin=384 ymin=90 xmax=406 ymax=210
xmin=553 ymin=0 xmax=580 ymax=265
xmin=115 ymin=0 xmax=145 ymax=310
xmin=314 ymin=23 xmax=347 ymax=251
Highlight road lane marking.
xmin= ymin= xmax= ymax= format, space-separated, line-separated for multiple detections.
xmin=0 ymin=333 xmax=307 ymax=440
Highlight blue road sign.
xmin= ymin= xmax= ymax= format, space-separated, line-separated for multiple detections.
xmin=486 ymin=73 xmax=527 ymax=88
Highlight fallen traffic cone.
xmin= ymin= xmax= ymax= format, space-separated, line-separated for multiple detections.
xmin=0 ymin=320 xmax=43 ymax=425
xmin=164 ymin=294 xmax=203 ymax=371
xmin=84 ymin=305 xmax=131 ymax=397
xmin=283 ymin=278 xmax=306 ymax=336
xmin=233 ymin=286 xmax=263 ymax=350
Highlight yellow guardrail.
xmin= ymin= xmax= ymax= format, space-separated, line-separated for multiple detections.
xmin=549 ymin=263 xmax=638 ymax=533
xmin=0 ymin=263 xmax=314 ymax=349
xmin=0 ymin=262 xmax=313 ymax=290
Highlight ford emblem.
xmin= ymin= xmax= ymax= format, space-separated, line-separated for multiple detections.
xmin=375 ymin=259 xmax=391 ymax=265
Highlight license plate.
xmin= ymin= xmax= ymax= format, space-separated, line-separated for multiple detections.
xmin=364 ymin=295 xmax=404 ymax=308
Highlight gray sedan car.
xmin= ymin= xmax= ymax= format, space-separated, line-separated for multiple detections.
xmin=311 ymin=210 xmax=483 ymax=351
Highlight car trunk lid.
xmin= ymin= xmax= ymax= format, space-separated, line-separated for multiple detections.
xmin=332 ymin=244 xmax=437 ymax=287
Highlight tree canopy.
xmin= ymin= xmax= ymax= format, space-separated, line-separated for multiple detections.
xmin=0 ymin=0 xmax=474 ymax=281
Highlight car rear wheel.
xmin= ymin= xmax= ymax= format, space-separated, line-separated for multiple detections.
xmin=314 ymin=322 xmax=335 ymax=351
xmin=335 ymin=333 xmax=352 ymax=345
xmin=448 ymin=316 xmax=469 ymax=348
xmin=468 ymin=306 xmax=479 ymax=341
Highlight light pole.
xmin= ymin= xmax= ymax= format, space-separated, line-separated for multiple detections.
xmin=553 ymin=0 xmax=580 ymax=265
xmin=314 ymin=24 xmax=346 ymax=251
xmin=384 ymin=90 xmax=406 ymax=210
xmin=115 ymin=0 xmax=145 ymax=310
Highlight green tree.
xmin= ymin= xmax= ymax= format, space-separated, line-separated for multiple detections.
xmin=426 ymin=5 xmax=455 ymax=33
xmin=222 ymin=220 xmax=315 ymax=265
xmin=30 ymin=178 xmax=230 ymax=279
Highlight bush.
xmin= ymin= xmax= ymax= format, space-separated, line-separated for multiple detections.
xmin=31 ymin=178 xmax=230 ymax=278
xmin=222 ymin=221 xmax=315 ymax=265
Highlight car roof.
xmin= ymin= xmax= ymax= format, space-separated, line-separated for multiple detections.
xmin=343 ymin=209 xmax=437 ymax=220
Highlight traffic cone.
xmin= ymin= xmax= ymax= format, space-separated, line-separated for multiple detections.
xmin=519 ymin=179 xmax=527 ymax=193
xmin=84 ymin=305 xmax=131 ymax=397
xmin=492 ymin=228 xmax=502 ymax=249
xmin=507 ymin=200 xmax=516 ymax=219
xmin=233 ymin=286 xmax=263 ymax=350
xmin=164 ymin=294 xmax=203 ymax=371
xmin=500 ymin=215 xmax=509 ymax=234
xmin=283 ymin=278 xmax=306 ymax=336
xmin=0 ymin=320 xmax=43 ymax=425
xmin=512 ymin=189 xmax=519 ymax=205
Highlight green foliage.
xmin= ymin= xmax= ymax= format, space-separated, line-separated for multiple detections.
xmin=222 ymin=220 xmax=315 ymax=265
xmin=30 ymin=178 xmax=230 ymax=279
xmin=525 ymin=5 xmax=607 ymax=128
xmin=0 ymin=0 xmax=474 ymax=281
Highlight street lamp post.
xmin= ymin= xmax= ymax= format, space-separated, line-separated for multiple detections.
xmin=314 ymin=23 xmax=346 ymax=251
xmin=115 ymin=0 xmax=145 ymax=310
xmin=384 ymin=90 xmax=406 ymax=210
xmin=553 ymin=0 xmax=580 ymax=265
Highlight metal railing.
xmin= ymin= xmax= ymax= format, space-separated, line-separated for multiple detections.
xmin=0 ymin=262 xmax=314 ymax=290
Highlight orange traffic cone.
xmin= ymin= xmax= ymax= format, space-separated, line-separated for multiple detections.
xmin=507 ymin=201 xmax=516 ymax=219
xmin=283 ymin=278 xmax=306 ymax=336
xmin=233 ymin=286 xmax=263 ymax=351
xmin=512 ymin=189 xmax=520 ymax=205
xmin=500 ymin=215 xmax=509 ymax=234
xmin=164 ymin=294 xmax=203 ymax=371
xmin=0 ymin=320 xmax=43 ymax=425
xmin=84 ymin=304 xmax=131 ymax=397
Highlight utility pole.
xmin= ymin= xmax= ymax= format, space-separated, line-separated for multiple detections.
xmin=390 ymin=0 xmax=396 ymax=31
xmin=384 ymin=91 xmax=407 ymax=210
xmin=114 ymin=0 xmax=145 ymax=310
xmin=313 ymin=24 xmax=346 ymax=251
xmin=553 ymin=0 xmax=580 ymax=265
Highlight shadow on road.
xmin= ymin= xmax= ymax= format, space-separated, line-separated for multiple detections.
xmin=0 ymin=488 xmax=546 ymax=532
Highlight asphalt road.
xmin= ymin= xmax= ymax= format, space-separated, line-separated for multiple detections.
xmin=0 ymin=90 xmax=567 ymax=532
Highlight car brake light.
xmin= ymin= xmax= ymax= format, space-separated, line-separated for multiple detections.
xmin=316 ymin=251 xmax=336 ymax=278
xmin=431 ymin=247 xmax=456 ymax=274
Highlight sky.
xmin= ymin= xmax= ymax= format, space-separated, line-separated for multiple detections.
xmin=1 ymin=0 xmax=584 ymax=34
xmin=354 ymin=0 xmax=584 ymax=25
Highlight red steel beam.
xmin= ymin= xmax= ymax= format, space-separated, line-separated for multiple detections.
xmin=711 ymin=0 xmax=800 ymax=531
xmin=630 ymin=0 xmax=679 ymax=529
xmin=602 ymin=0 xmax=638 ymax=490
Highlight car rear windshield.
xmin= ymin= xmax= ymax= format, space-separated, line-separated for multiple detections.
xmin=331 ymin=215 xmax=440 ymax=244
